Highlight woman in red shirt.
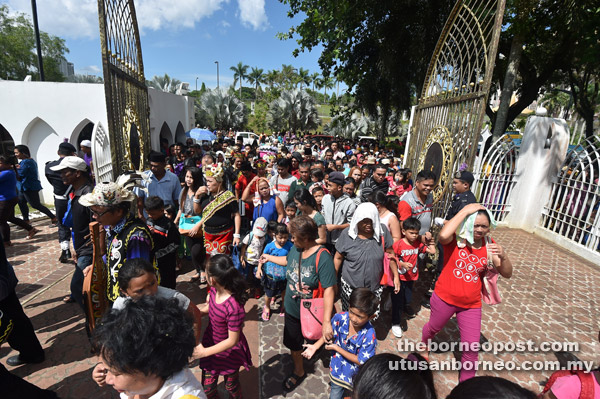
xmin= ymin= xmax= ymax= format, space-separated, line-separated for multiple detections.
xmin=421 ymin=203 xmax=513 ymax=382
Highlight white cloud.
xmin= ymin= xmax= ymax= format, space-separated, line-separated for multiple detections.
xmin=78 ymin=65 xmax=101 ymax=74
xmin=5 ymin=0 xmax=228 ymax=39
xmin=237 ymin=0 xmax=268 ymax=31
xmin=6 ymin=0 xmax=267 ymax=40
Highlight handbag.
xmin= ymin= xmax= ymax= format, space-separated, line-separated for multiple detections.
xmin=481 ymin=236 xmax=501 ymax=305
xmin=231 ymin=244 xmax=243 ymax=274
xmin=179 ymin=215 xmax=201 ymax=231
xmin=299 ymin=246 xmax=330 ymax=340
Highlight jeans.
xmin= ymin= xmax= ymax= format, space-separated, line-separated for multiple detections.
xmin=70 ymin=255 xmax=93 ymax=309
xmin=54 ymin=198 xmax=70 ymax=243
xmin=18 ymin=190 xmax=55 ymax=221
xmin=421 ymin=292 xmax=482 ymax=381
xmin=330 ymin=381 xmax=349 ymax=399
xmin=391 ymin=280 xmax=414 ymax=325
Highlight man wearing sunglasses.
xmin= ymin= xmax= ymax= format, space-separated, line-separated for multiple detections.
xmin=50 ymin=156 xmax=94 ymax=308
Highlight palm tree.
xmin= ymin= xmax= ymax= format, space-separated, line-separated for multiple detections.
xmin=298 ymin=68 xmax=311 ymax=91
xmin=267 ymin=89 xmax=320 ymax=132
xmin=247 ymin=67 xmax=265 ymax=99
xmin=197 ymin=88 xmax=247 ymax=130
xmin=148 ymin=73 xmax=181 ymax=93
xmin=310 ymin=72 xmax=320 ymax=92
xmin=321 ymin=76 xmax=335 ymax=103
xmin=230 ymin=62 xmax=249 ymax=99
xmin=280 ymin=64 xmax=296 ymax=88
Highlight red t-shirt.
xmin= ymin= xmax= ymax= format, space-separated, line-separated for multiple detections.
xmin=235 ymin=173 xmax=255 ymax=215
xmin=392 ymin=239 xmax=427 ymax=281
xmin=434 ymin=236 xmax=494 ymax=309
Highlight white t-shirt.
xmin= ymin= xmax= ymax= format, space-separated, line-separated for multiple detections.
xmin=270 ymin=174 xmax=297 ymax=206
xmin=242 ymin=233 xmax=265 ymax=265
xmin=112 ymin=286 xmax=191 ymax=311
xmin=120 ymin=367 xmax=206 ymax=399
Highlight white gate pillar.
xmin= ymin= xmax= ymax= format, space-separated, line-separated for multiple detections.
xmin=504 ymin=114 xmax=570 ymax=231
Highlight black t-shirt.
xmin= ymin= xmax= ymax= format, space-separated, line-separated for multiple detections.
xmin=45 ymin=158 xmax=70 ymax=196
xmin=445 ymin=190 xmax=477 ymax=220
xmin=146 ymin=216 xmax=180 ymax=263
xmin=200 ymin=194 xmax=237 ymax=234
xmin=72 ymin=182 xmax=95 ymax=256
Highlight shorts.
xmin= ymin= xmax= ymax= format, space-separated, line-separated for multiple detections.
xmin=261 ymin=273 xmax=286 ymax=298
xmin=283 ymin=312 xmax=304 ymax=352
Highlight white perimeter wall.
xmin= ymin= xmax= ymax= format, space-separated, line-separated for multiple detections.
xmin=0 ymin=81 xmax=194 ymax=204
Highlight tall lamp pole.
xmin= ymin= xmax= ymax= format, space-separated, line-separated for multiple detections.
xmin=195 ymin=77 xmax=198 ymax=91
xmin=31 ymin=0 xmax=45 ymax=81
xmin=214 ymin=61 xmax=219 ymax=89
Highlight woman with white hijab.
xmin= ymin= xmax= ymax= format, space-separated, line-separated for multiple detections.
xmin=334 ymin=202 xmax=400 ymax=316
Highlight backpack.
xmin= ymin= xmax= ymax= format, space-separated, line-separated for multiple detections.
xmin=539 ymin=370 xmax=598 ymax=398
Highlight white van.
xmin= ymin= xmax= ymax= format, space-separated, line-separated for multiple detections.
xmin=235 ymin=132 xmax=260 ymax=145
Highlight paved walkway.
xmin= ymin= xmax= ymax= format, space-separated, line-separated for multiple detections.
xmin=1 ymin=221 xmax=599 ymax=398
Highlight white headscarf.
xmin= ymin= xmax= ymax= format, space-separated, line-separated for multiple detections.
xmin=348 ymin=202 xmax=383 ymax=242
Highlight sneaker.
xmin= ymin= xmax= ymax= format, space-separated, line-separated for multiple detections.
xmin=391 ymin=325 xmax=403 ymax=338
xmin=59 ymin=249 xmax=71 ymax=263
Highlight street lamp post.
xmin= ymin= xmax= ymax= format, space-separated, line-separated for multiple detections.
xmin=214 ymin=61 xmax=219 ymax=89
xmin=31 ymin=0 xmax=45 ymax=81
xmin=195 ymin=77 xmax=198 ymax=91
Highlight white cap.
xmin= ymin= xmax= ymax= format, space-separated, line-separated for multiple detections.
xmin=50 ymin=156 xmax=88 ymax=172
xmin=252 ymin=217 xmax=268 ymax=237
xmin=80 ymin=139 xmax=92 ymax=148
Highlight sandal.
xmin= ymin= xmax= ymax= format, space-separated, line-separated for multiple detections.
xmin=26 ymin=228 xmax=39 ymax=240
xmin=282 ymin=372 xmax=306 ymax=392
xmin=62 ymin=295 xmax=75 ymax=303
xmin=261 ymin=306 xmax=271 ymax=322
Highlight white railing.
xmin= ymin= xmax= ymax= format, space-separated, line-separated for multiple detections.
xmin=473 ymin=133 xmax=520 ymax=222
xmin=540 ymin=138 xmax=600 ymax=252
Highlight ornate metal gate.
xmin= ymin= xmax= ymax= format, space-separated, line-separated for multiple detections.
xmin=540 ymin=138 xmax=600 ymax=252
xmin=406 ymin=0 xmax=505 ymax=218
xmin=91 ymin=121 xmax=114 ymax=183
xmin=97 ymin=0 xmax=151 ymax=174
xmin=472 ymin=133 xmax=520 ymax=222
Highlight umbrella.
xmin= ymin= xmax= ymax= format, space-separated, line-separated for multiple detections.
xmin=186 ymin=128 xmax=216 ymax=141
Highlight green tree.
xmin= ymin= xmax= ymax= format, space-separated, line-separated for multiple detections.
xmin=487 ymin=0 xmax=600 ymax=138
xmin=298 ymin=67 xmax=311 ymax=91
xmin=230 ymin=62 xmax=249 ymax=99
xmin=247 ymin=67 xmax=265 ymax=99
xmin=67 ymin=74 xmax=103 ymax=83
xmin=279 ymin=0 xmax=454 ymax=140
xmin=197 ymin=88 xmax=247 ymax=130
xmin=310 ymin=72 xmax=320 ymax=92
xmin=0 ymin=5 xmax=69 ymax=81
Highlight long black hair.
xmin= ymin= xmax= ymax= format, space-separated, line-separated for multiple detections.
xmin=14 ymin=144 xmax=31 ymax=158
xmin=446 ymin=376 xmax=536 ymax=399
xmin=294 ymin=188 xmax=317 ymax=210
xmin=183 ymin=166 xmax=203 ymax=194
xmin=206 ymin=254 xmax=249 ymax=305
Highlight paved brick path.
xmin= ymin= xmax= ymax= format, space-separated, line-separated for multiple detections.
xmin=1 ymin=222 xmax=599 ymax=399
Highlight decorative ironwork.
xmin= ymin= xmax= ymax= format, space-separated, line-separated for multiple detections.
xmin=473 ymin=133 xmax=520 ymax=222
xmin=97 ymin=0 xmax=151 ymax=174
xmin=418 ymin=126 xmax=455 ymax=203
xmin=540 ymin=138 xmax=600 ymax=252
xmin=407 ymin=0 xmax=505 ymax=218
xmin=91 ymin=121 xmax=114 ymax=183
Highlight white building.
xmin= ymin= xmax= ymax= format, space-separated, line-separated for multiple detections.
xmin=0 ymin=80 xmax=195 ymax=203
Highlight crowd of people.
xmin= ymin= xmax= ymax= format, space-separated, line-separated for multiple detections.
xmin=0 ymin=131 xmax=596 ymax=399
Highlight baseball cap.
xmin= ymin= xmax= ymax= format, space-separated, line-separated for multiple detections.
xmin=252 ymin=217 xmax=268 ymax=237
xmin=50 ymin=156 xmax=88 ymax=172
xmin=455 ymin=170 xmax=474 ymax=186
xmin=328 ymin=171 xmax=345 ymax=186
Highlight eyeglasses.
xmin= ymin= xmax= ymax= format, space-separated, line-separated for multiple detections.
xmin=90 ymin=208 xmax=111 ymax=218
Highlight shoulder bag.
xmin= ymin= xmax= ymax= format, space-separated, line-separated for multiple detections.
xmin=481 ymin=236 xmax=501 ymax=305
xmin=299 ymin=246 xmax=330 ymax=340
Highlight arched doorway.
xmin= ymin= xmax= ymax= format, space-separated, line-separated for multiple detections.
xmin=0 ymin=124 xmax=16 ymax=157
xmin=159 ymin=122 xmax=173 ymax=144
xmin=76 ymin=122 xmax=94 ymax=148
xmin=175 ymin=121 xmax=186 ymax=144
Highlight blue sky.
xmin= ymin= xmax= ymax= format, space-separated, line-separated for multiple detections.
xmin=5 ymin=0 xmax=338 ymax=91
